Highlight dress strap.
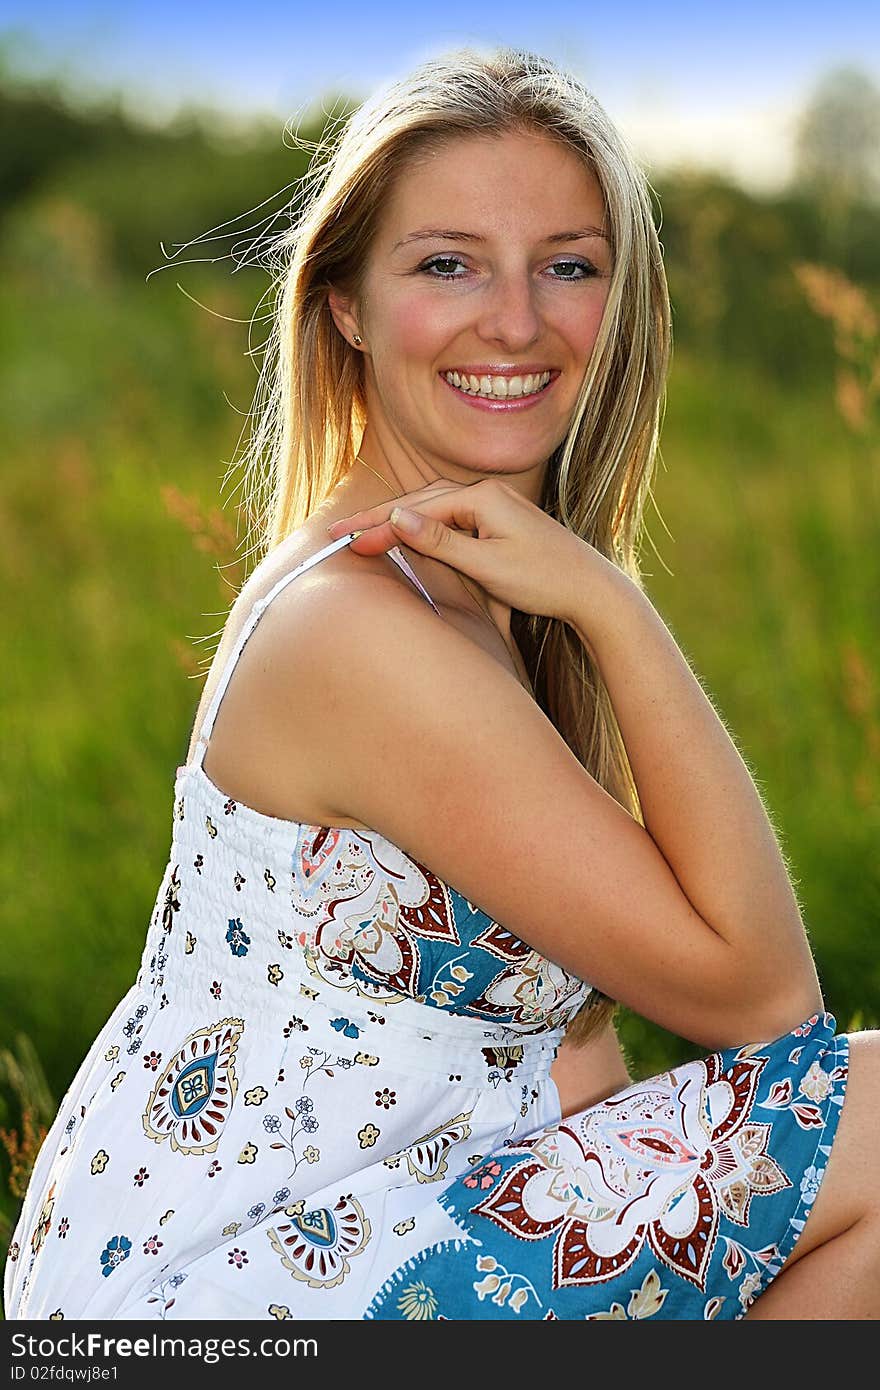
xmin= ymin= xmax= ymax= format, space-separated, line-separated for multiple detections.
xmin=385 ymin=545 xmax=443 ymax=618
xmin=191 ymin=531 xmax=443 ymax=768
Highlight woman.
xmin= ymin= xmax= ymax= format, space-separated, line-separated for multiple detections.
xmin=4 ymin=47 xmax=877 ymax=1322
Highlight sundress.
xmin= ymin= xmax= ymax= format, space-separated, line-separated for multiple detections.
xmin=3 ymin=532 xmax=849 ymax=1322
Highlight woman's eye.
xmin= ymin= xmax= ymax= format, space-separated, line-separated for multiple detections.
xmin=419 ymin=256 xmax=467 ymax=278
xmin=548 ymin=259 xmax=598 ymax=280
xmin=418 ymin=255 xmax=598 ymax=281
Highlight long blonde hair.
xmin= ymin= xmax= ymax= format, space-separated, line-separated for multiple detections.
xmin=230 ymin=45 xmax=673 ymax=1046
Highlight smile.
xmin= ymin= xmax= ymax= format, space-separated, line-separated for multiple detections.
xmin=442 ymin=369 xmax=552 ymax=399
xmin=439 ymin=369 xmax=558 ymax=412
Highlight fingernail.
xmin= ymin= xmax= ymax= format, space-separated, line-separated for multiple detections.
xmin=390 ymin=506 xmax=422 ymax=534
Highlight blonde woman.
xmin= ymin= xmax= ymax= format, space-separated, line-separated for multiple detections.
xmin=4 ymin=47 xmax=877 ymax=1323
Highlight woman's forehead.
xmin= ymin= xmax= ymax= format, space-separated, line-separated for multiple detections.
xmin=378 ymin=131 xmax=607 ymax=244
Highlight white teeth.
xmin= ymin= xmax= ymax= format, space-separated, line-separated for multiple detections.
xmin=444 ymin=370 xmax=551 ymax=399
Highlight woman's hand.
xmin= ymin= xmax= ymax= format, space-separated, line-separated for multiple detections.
xmin=326 ymin=477 xmax=603 ymax=624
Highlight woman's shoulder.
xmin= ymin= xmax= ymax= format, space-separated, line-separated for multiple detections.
xmin=234 ymin=521 xmax=402 ymax=626
xmin=281 ymin=565 xmax=561 ymax=826
xmin=183 ymin=522 xmax=357 ymax=769
xmin=184 ymin=522 xmax=448 ymax=821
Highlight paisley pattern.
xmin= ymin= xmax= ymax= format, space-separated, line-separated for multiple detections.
xmin=1 ymin=536 xmax=850 ymax=1321
xmin=468 ymin=922 xmax=588 ymax=1025
xmin=366 ymin=1016 xmax=849 ymax=1320
xmin=266 ymin=1196 xmax=372 ymax=1289
xmin=142 ymin=1019 xmax=244 ymax=1155
xmin=465 ymin=1049 xmax=792 ymax=1291
xmin=384 ymin=1112 xmax=475 ymax=1184
xmin=293 ymin=826 xmax=592 ymax=1027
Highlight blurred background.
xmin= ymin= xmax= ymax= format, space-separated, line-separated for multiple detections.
xmin=1 ymin=3 xmax=878 ymax=1267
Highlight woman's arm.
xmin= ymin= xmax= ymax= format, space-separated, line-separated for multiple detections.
xmin=561 ymin=552 xmax=822 ymax=1032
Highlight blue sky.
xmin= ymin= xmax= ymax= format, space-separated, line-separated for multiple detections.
xmin=3 ymin=1 xmax=878 ymax=191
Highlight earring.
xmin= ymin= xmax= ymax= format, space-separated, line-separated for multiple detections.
xmin=352 ymin=334 xmax=363 ymax=346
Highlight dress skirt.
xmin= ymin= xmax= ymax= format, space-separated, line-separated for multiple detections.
xmin=6 ymin=1004 xmax=845 ymax=1321
xmin=364 ymin=1011 xmax=849 ymax=1320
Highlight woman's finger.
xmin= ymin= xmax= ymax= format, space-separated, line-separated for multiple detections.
xmin=325 ymin=479 xmax=458 ymax=539
xmin=323 ymin=475 xmax=583 ymax=621
xmin=344 ymin=482 xmax=515 ymax=581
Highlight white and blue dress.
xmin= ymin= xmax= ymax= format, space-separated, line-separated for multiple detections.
xmin=3 ymin=534 xmax=848 ymax=1321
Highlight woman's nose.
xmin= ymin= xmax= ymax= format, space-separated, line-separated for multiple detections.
xmin=476 ymin=272 xmax=543 ymax=349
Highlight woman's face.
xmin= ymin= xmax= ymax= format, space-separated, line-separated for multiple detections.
xmin=337 ymin=127 xmax=613 ymax=497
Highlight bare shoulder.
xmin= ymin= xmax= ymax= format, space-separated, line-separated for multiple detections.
xmin=193 ymin=538 xmax=443 ymax=824
xmin=277 ymin=562 xmax=576 ymax=826
xmin=258 ymin=557 xmax=523 ymax=809
xmin=185 ymin=530 xmax=369 ymax=771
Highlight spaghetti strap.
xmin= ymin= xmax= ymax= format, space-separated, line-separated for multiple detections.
xmin=190 ymin=531 xmax=443 ymax=769
xmin=385 ymin=545 xmax=444 ymax=618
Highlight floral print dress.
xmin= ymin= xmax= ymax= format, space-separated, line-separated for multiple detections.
xmin=3 ymin=534 xmax=849 ymax=1321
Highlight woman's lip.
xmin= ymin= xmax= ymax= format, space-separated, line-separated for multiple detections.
xmin=438 ymin=370 xmax=559 ymax=411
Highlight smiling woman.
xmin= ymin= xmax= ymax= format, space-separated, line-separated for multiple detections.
xmin=4 ymin=45 xmax=877 ymax=1324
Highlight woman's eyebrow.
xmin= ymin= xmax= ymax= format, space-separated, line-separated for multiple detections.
xmin=392 ymin=225 xmax=611 ymax=250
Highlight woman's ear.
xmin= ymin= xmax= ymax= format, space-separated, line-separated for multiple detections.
xmin=327 ymin=287 xmax=364 ymax=350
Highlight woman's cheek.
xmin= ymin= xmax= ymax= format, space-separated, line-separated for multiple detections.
xmin=388 ymin=300 xmax=450 ymax=361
